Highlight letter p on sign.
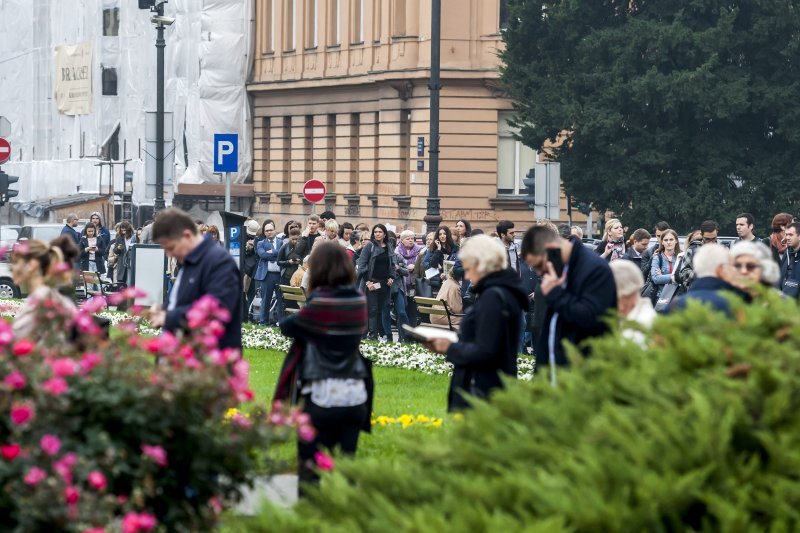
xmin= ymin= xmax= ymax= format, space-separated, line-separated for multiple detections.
xmin=213 ymin=134 xmax=238 ymax=173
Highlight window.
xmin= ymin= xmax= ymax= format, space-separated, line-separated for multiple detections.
xmin=103 ymin=8 xmax=120 ymax=36
xmin=262 ymin=0 xmax=275 ymax=53
xmin=305 ymin=0 xmax=318 ymax=48
xmin=328 ymin=0 xmax=341 ymax=45
xmin=497 ymin=112 xmax=537 ymax=195
xmin=392 ymin=0 xmax=406 ymax=37
xmin=285 ymin=0 xmax=296 ymax=50
xmin=351 ymin=0 xmax=364 ymax=43
xmin=101 ymin=67 xmax=118 ymax=96
xmin=499 ymin=0 xmax=510 ymax=31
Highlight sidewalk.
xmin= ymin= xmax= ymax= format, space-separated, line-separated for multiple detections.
xmin=235 ymin=475 xmax=298 ymax=514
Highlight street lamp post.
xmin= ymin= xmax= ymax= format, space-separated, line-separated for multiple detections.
xmin=424 ymin=0 xmax=442 ymax=231
xmin=153 ymin=2 xmax=168 ymax=213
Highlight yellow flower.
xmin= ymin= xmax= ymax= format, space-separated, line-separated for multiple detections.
xmin=415 ymin=415 xmax=430 ymax=424
xmin=430 ymin=418 xmax=443 ymax=427
xmin=397 ymin=414 xmax=415 ymax=429
xmin=224 ymin=408 xmax=240 ymax=420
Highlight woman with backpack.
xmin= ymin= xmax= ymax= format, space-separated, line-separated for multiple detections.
xmin=274 ymin=242 xmax=372 ymax=495
xmin=650 ymin=229 xmax=681 ymax=298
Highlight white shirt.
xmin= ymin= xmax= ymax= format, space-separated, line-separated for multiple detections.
xmin=168 ymin=268 xmax=184 ymax=311
xmin=266 ymin=238 xmax=280 ymax=272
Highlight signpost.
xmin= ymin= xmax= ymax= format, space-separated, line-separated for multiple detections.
xmin=0 ymin=138 xmax=10 ymax=165
xmin=213 ymin=133 xmax=238 ymax=211
xmin=302 ymin=179 xmax=326 ymax=204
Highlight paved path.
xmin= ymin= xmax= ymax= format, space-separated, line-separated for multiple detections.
xmin=235 ymin=475 xmax=298 ymax=514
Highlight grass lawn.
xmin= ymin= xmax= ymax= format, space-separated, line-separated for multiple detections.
xmin=245 ymin=348 xmax=451 ymax=466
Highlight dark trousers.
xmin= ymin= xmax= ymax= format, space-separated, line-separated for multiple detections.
xmin=366 ymin=283 xmax=391 ymax=338
xmin=298 ymin=399 xmax=367 ymax=495
xmin=243 ymin=276 xmax=257 ymax=322
xmin=258 ymin=271 xmax=283 ymax=324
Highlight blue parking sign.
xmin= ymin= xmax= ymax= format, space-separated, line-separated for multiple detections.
xmin=229 ymin=226 xmax=240 ymax=241
xmin=214 ymin=134 xmax=238 ymax=173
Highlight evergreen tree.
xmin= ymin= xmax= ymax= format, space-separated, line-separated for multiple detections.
xmin=500 ymin=0 xmax=800 ymax=232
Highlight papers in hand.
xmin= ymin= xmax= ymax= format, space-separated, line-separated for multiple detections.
xmin=401 ymin=324 xmax=458 ymax=343
xmin=425 ymin=267 xmax=440 ymax=280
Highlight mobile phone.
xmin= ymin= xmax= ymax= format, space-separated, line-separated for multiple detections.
xmin=546 ymin=248 xmax=565 ymax=277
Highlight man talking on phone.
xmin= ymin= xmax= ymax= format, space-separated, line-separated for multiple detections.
xmin=520 ymin=226 xmax=616 ymax=376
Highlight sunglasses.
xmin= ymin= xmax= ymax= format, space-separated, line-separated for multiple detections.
xmin=733 ymin=262 xmax=761 ymax=272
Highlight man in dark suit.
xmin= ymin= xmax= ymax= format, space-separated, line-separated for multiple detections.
xmin=148 ymin=208 xmax=242 ymax=351
xmin=60 ymin=213 xmax=81 ymax=245
xmin=254 ymin=220 xmax=284 ymax=325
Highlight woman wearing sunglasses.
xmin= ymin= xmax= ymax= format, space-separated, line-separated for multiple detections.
xmin=729 ymin=241 xmax=780 ymax=297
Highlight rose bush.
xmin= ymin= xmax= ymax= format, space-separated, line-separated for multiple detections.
xmin=0 ymin=291 xmax=303 ymax=532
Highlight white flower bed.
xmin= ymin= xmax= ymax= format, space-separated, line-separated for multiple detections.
xmin=0 ymin=299 xmax=534 ymax=380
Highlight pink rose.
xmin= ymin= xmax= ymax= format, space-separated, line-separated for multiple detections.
xmin=80 ymin=296 xmax=107 ymax=313
xmin=42 ymin=377 xmax=69 ymax=395
xmin=50 ymin=358 xmax=77 ymax=378
xmin=0 ymin=321 xmax=13 ymax=346
xmin=24 ymin=467 xmax=47 ymax=486
xmin=122 ymin=512 xmax=157 ymax=533
xmin=1 ymin=443 xmax=21 ymax=460
xmin=12 ymin=339 xmax=35 ymax=357
xmin=82 ymin=528 xmax=106 ymax=533
xmin=40 ymin=434 xmax=62 ymax=456
xmin=298 ymin=425 xmax=316 ymax=443
xmin=10 ymin=403 xmax=34 ymax=425
xmin=314 ymin=451 xmax=335 ymax=472
xmin=80 ymin=352 xmax=103 ymax=375
xmin=208 ymin=496 xmax=223 ymax=515
xmin=3 ymin=370 xmax=26 ymax=390
xmin=87 ymin=470 xmax=107 ymax=491
xmin=64 ymin=486 xmax=80 ymax=505
xmin=54 ymin=452 xmax=78 ymax=483
xmin=141 ymin=444 xmax=168 ymax=467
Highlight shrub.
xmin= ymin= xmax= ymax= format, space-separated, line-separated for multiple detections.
xmin=236 ymin=293 xmax=800 ymax=531
xmin=0 ymin=291 xmax=304 ymax=532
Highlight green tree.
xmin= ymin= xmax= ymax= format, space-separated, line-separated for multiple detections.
xmin=500 ymin=0 xmax=800 ymax=233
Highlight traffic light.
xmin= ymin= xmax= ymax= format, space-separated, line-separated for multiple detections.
xmin=0 ymin=170 xmax=19 ymax=206
xmin=138 ymin=0 xmax=156 ymax=8
xmin=522 ymin=167 xmax=536 ymax=210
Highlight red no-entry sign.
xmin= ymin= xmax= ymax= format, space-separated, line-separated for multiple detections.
xmin=0 ymin=138 xmax=10 ymax=165
xmin=303 ymin=179 xmax=326 ymax=203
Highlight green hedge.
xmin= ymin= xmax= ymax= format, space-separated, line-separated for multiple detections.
xmin=235 ymin=293 xmax=800 ymax=532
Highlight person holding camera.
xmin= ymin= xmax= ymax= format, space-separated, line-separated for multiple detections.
xmin=595 ymin=218 xmax=626 ymax=263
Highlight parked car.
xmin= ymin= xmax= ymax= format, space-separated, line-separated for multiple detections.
xmin=17 ymin=224 xmax=81 ymax=243
xmin=0 ymin=261 xmax=20 ymax=299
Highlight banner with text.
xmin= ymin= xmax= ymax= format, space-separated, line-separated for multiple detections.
xmin=54 ymin=41 xmax=93 ymax=116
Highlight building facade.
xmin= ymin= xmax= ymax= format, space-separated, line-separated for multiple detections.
xmin=248 ymin=0 xmax=583 ymax=234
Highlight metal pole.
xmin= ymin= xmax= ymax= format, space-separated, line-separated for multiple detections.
xmin=224 ymin=172 xmax=231 ymax=212
xmin=424 ymin=0 xmax=442 ymax=230
xmin=154 ymin=3 xmax=166 ymax=213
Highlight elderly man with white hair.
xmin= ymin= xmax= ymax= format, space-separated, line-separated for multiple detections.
xmin=672 ymin=243 xmax=750 ymax=314
xmin=425 ymin=234 xmax=528 ymax=412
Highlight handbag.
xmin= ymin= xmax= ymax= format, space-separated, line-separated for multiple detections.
xmin=415 ymin=277 xmax=433 ymax=298
xmin=640 ymin=279 xmax=654 ymax=299
xmin=654 ymin=283 xmax=681 ymax=313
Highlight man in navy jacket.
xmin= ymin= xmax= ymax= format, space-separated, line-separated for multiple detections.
xmin=149 ymin=208 xmax=242 ymax=351
xmin=521 ymin=226 xmax=617 ymax=369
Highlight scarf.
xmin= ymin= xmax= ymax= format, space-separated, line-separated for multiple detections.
xmin=771 ymin=232 xmax=788 ymax=255
xmin=273 ymin=286 xmax=367 ymax=402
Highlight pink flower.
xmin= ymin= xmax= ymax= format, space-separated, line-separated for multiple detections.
xmin=314 ymin=451 xmax=335 ymax=471
xmin=208 ymin=496 xmax=223 ymax=515
xmin=50 ymin=358 xmax=77 ymax=377
xmin=108 ymin=286 xmax=147 ymax=306
xmin=179 ymin=345 xmax=195 ymax=360
xmin=80 ymin=296 xmax=107 ymax=313
xmin=141 ymin=444 xmax=168 ymax=467
xmin=24 ymin=467 xmax=47 ymax=486
xmin=87 ymin=470 xmax=107 ymax=491
xmin=121 ymin=512 xmax=157 ymax=533
xmin=52 ymin=262 xmax=71 ymax=274
xmin=10 ymin=403 xmax=34 ymax=425
xmin=231 ymin=413 xmax=252 ymax=429
xmin=74 ymin=312 xmax=100 ymax=335
xmin=64 ymin=486 xmax=80 ymax=505
xmin=83 ymin=528 xmax=106 ymax=533
xmin=298 ymin=425 xmax=316 ymax=443
xmin=185 ymin=358 xmax=202 ymax=370
xmin=207 ymin=320 xmax=225 ymax=339
xmin=0 ymin=321 xmax=13 ymax=346
xmin=54 ymin=452 xmax=78 ymax=483
xmin=4 ymin=370 xmax=26 ymax=390
xmin=12 ymin=339 xmax=34 ymax=357
xmin=268 ymin=411 xmax=286 ymax=426
xmin=80 ymin=352 xmax=103 ymax=375
xmin=42 ymin=377 xmax=69 ymax=395
xmin=1 ymin=443 xmax=21 ymax=460
xmin=40 ymin=434 xmax=62 ymax=456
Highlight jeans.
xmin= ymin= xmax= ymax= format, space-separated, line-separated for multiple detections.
xmin=87 ymin=261 xmax=99 ymax=292
xmin=394 ymin=292 xmax=410 ymax=341
xmin=258 ymin=272 xmax=283 ymax=324
xmin=366 ymin=283 xmax=391 ymax=338
xmin=298 ymin=398 xmax=367 ymax=496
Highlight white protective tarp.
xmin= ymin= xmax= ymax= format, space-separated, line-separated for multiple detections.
xmin=0 ymin=0 xmax=253 ymax=206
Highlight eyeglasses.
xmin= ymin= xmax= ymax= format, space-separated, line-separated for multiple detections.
xmin=733 ymin=262 xmax=761 ymax=272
